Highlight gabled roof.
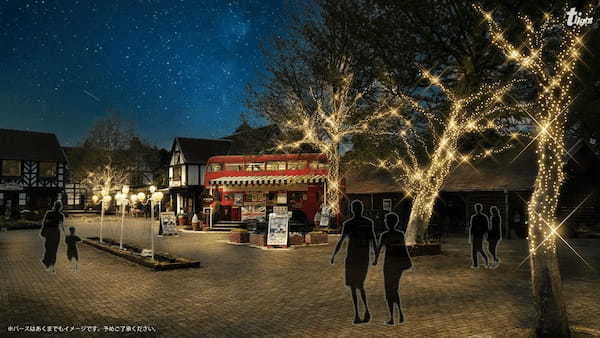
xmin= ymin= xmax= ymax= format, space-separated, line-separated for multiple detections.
xmin=174 ymin=137 xmax=232 ymax=164
xmin=0 ymin=129 xmax=66 ymax=162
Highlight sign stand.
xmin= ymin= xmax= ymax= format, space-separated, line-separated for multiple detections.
xmin=160 ymin=212 xmax=178 ymax=236
xmin=267 ymin=212 xmax=289 ymax=247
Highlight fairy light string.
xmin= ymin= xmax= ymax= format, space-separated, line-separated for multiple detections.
xmin=373 ymin=66 xmax=522 ymax=243
xmin=476 ymin=5 xmax=591 ymax=257
xmin=277 ymin=68 xmax=399 ymax=216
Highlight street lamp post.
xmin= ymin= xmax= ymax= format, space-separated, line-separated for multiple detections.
xmin=136 ymin=186 xmax=163 ymax=261
xmin=92 ymin=194 xmax=112 ymax=244
xmin=116 ymin=185 xmax=130 ymax=250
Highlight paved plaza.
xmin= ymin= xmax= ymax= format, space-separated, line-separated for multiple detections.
xmin=1 ymin=219 xmax=600 ymax=337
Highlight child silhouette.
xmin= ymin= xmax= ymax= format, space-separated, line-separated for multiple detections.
xmin=65 ymin=226 xmax=81 ymax=271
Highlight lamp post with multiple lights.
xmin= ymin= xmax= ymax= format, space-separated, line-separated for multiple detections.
xmin=114 ymin=185 xmax=130 ymax=250
xmin=135 ymin=185 xmax=164 ymax=261
xmin=91 ymin=193 xmax=112 ymax=244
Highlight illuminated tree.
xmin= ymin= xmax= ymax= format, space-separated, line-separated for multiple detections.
xmin=278 ymin=62 xmax=395 ymax=217
xmin=478 ymin=5 xmax=593 ymax=336
xmin=85 ymin=162 xmax=129 ymax=198
xmin=377 ymin=69 xmax=522 ymax=245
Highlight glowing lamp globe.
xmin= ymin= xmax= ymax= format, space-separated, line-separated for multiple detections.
xmin=130 ymin=194 xmax=138 ymax=203
xmin=122 ymin=185 xmax=130 ymax=194
xmin=92 ymin=195 xmax=99 ymax=203
xmin=152 ymin=191 xmax=164 ymax=202
xmin=137 ymin=192 xmax=146 ymax=201
xmin=149 ymin=185 xmax=157 ymax=194
xmin=102 ymin=195 xmax=112 ymax=203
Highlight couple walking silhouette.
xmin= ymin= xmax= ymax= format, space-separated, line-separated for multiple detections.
xmin=331 ymin=200 xmax=412 ymax=326
xmin=469 ymin=203 xmax=502 ymax=269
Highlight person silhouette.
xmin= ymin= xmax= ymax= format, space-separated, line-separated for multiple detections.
xmin=39 ymin=200 xmax=65 ymax=273
xmin=65 ymin=226 xmax=82 ymax=271
xmin=488 ymin=206 xmax=502 ymax=268
xmin=331 ymin=200 xmax=376 ymax=324
xmin=469 ymin=203 xmax=489 ymax=269
xmin=374 ymin=212 xmax=412 ymax=326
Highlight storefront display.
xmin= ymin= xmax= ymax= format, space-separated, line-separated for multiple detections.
xmin=205 ymin=153 xmax=329 ymax=227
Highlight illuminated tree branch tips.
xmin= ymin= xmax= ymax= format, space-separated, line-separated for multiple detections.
xmin=276 ymin=67 xmax=396 ymax=215
xmin=478 ymin=5 xmax=593 ymax=335
xmin=381 ymin=68 xmax=521 ymax=245
xmin=476 ymin=3 xmax=589 ymax=254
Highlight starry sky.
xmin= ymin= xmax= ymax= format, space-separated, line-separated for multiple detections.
xmin=0 ymin=0 xmax=286 ymax=149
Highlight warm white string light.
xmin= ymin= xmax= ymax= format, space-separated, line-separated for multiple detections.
xmin=374 ymin=67 xmax=523 ymax=244
xmin=277 ymin=63 xmax=398 ymax=216
xmin=476 ymin=4 xmax=590 ymax=259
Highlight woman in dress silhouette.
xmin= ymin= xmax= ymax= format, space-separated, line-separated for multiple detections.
xmin=374 ymin=212 xmax=412 ymax=325
xmin=488 ymin=206 xmax=502 ymax=267
xmin=39 ymin=200 xmax=65 ymax=272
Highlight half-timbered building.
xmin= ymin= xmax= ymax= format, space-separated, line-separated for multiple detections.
xmin=0 ymin=129 xmax=67 ymax=214
xmin=168 ymin=137 xmax=232 ymax=214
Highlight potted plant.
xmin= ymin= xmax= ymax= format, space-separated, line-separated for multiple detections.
xmin=229 ymin=228 xmax=249 ymax=243
xmin=305 ymin=231 xmax=328 ymax=245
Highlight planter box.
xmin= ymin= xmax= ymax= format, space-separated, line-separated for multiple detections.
xmin=201 ymin=225 xmax=210 ymax=232
xmin=229 ymin=231 xmax=249 ymax=243
xmin=250 ymin=233 xmax=267 ymax=247
xmin=289 ymin=233 xmax=305 ymax=246
xmin=82 ymin=238 xmax=200 ymax=271
xmin=407 ymin=243 xmax=442 ymax=256
xmin=305 ymin=232 xmax=328 ymax=245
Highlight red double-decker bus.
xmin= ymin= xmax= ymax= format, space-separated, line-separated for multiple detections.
xmin=205 ymin=153 xmax=328 ymax=227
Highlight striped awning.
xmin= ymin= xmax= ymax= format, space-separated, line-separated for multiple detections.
xmin=210 ymin=175 xmax=326 ymax=185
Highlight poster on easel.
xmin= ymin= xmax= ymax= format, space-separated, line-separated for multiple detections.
xmin=160 ymin=212 xmax=178 ymax=235
xmin=267 ymin=213 xmax=289 ymax=246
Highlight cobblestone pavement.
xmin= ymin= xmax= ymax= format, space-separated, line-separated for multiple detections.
xmin=1 ymin=223 xmax=600 ymax=337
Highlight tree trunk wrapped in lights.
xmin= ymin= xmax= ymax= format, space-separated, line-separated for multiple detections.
xmin=278 ymin=61 xmax=397 ymax=217
xmin=478 ymin=5 xmax=592 ymax=337
xmin=379 ymin=69 xmax=521 ymax=245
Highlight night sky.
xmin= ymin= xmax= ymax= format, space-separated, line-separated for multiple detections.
xmin=0 ymin=0 xmax=285 ymax=148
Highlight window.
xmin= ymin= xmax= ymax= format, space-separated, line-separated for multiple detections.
xmin=131 ymin=173 xmax=145 ymax=186
xmin=266 ymin=161 xmax=286 ymax=171
xmin=19 ymin=193 xmax=27 ymax=206
xmin=309 ymin=161 xmax=329 ymax=169
xmin=208 ymin=163 xmax=222 ymax=172
xmin=244 ymin=162 xmax=265 ymax=171
xmin=39 ymin=161 xmax=57 ymax=177
xmin=287 ymin=160 xmax=306 ymax=170
xmin=224 ymin=163 xmax=243 ymax=171
xmin=244 ymin=192 xmax=265 ymax=202
xmin=173 ymin=166 xmax=182 ymax=180
xmin=2 ymin=160 xmax=21 ymax=176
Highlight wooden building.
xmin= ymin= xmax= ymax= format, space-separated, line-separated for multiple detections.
xmin=0 ymin=129 xmax=67 ymax=213
xmin=345 ymin=140 xmax=600 ymax=237
xmin=344 ymin=167 xmax=411 ymax=230
xmin=168 ymin=137 xmax=232 ymax=214
xmin=441 ymin=139 xmax=600 ymax=237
